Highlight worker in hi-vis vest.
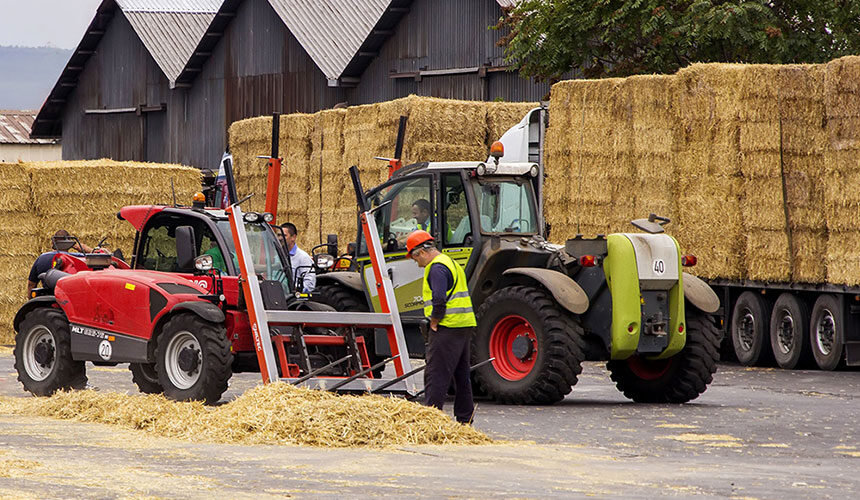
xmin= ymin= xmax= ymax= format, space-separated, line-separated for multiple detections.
xmin=406 ymin=229 xmax=476 ymax=424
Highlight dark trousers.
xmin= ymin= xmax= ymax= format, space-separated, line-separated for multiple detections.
xmin=424 ymin=325 xmax=474 ymax=423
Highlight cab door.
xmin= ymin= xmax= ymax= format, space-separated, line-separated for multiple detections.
xmin=440 ymin=172 xmax=478 ymax=275
xmin=359 ymin=174 xmax=434 ymax=318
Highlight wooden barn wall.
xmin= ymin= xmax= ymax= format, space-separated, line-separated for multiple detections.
xmin=62 ymin=14 xmax=170 ymax=162
xmin=168 ymin=0 xmax=345 ymax=169
xmin=348 ymin=0 xmax=550 ymax=104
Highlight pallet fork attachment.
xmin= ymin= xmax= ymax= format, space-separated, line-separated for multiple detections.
xmin=227 ymin=200 xmax=419 ymax=395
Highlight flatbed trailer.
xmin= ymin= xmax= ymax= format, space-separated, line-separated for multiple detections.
xmin=707 ymin=278 xmax=860 ymax=370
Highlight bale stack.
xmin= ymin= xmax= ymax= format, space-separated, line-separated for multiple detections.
xmin=343 ymin=97 xmax=413 ymax=190
xmin=312 ymin=109 xmax=356 ymax=247
xmin=623 ymin=75 xmax=678 ymax=222
xmin=549 ymin=78 xmax=634 ymax=239
xmin=672 ymin=64 xmax=746 ymax=279
xmin=544 ymin=84 xmax=575 ymax=241
xmin=737 ymin=64 xmax=827 ymax=282
xmin=227 ymin=116 xmax=272 ymax=213
xmin=824 ymin=56 xmax=860 ymax=285
xmin=276 ymin=113 xmax=314 ymax=235
xmin=0 ymin=164 xmax=39 ymax=343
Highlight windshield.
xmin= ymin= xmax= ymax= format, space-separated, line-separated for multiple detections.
xmin=215 ymin=220 xmax=293 ymax=294
xmin=472 ymin=178 xmax=537 ymax=234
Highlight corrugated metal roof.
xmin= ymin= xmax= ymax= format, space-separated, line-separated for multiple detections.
xmin=117 ymin=0 xmax=221 ymax=84
xmin=0 ymin=111 xmax=56 ymax=144
xmin=267 ymin=0 xmax=391 ymax=82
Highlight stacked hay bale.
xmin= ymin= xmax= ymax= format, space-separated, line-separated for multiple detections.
xmin=548 ymin=78 xmax=633 ymax=240
xmin=342 ymin=97 xmax=414 ymax=190
xmin=312 ymin=109 xmax=353 ymax=247
xmin=277 ymin=113 xmax=314 ymax=235
xmin=226 ymin=116 xmax=271 ymax=213
xmin=624 ymin=75 xmax=678 ymax=223
xmin=737 ymin=64 xmax=827 ymax=282
xmin=27 ymin=161 xmax=201 ymax=258
xmin=824 ymin=56 xmax=860 ymax=285
xmin=672 ymin=64 xmax=746 ymax=279
xmin=0 ymin=164 xmax=39 ymax=343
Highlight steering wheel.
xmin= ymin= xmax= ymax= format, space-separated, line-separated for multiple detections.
xmin=508 ymin=218 xmax=530 ymax=232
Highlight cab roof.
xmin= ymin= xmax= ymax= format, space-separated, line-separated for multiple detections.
xmin=391 ymin=161 xmax=539 ymax=178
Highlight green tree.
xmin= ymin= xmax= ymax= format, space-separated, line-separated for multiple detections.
xmin=496 ymin=1 xmax=860 ymax=81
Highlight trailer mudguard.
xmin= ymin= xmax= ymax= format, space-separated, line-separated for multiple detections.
xmin=603 ymin=234 xmax=685 ymax=360
xmin=682 ymin=272 xmax=720 ymax=314
xmin=502 ymin=268 xmax=589 ymax=314
xmin=315 ymin=271 xmax=364 ymax=292
xmin=170 ymin=301 xmax=225 ymax=323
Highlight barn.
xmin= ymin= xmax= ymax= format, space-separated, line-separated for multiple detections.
xmin=31 ymin=0 xmax=547 ymax=170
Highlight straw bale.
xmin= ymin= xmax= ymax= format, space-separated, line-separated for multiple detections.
xmin=486 ymin=101 xmax=539 ymax=145
xmin=739 ymin=122 xmax=781 ymax=153
xmin=0 ymin=300 xmax=23 ymax=343
xmin=407 ymin=96 xmax=487 ymax=148
xmin=823 ymin=161 xmax=860 ymax=231
xmin=828 ymin=233 xmax=860 ymax=283
xmin=0 ymin=163 xmax=31 ymax=189
xmin=824 ymin=56 xmax=860 ymax=96
xmin=825 ymin=116 xmax=860 ymax=151
xmin=826 ymin=231 xmax=860 ymax=285
xmin=745 ymin=229 xmax=791 ymax=282
xmin=675 ymin=63 xmax=747 ymax=122
xmin=674 ymin=175 xmax=745 ymax=279
xmin=0 ymin=383 xmax=492 ymax=448
xmin=739 ymin=98 xmax=824 ymax=123
xmin=792 ymin=230 xmax=827 ymax=283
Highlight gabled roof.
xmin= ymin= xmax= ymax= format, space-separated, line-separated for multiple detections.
xmin=0 ymin=111 xmax=57 ymax=144
xmin=118 ymin=0 xmax=222 ymax=85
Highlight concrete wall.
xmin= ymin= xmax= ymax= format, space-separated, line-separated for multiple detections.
xmin=0 ymin=143 xmax=62 ymax=163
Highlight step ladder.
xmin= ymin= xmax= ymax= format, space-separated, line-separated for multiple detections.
xmin=226 ymin=202 xmax=419 ymax=395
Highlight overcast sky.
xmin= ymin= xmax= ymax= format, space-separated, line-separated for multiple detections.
xmin=0 ymin=0 xmax=103 ymax=48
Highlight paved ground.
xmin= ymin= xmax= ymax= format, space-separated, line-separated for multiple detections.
xmin=1 ymin=349 xmax=858 ymax=499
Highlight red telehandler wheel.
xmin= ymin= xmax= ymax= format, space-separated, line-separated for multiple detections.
xmin=14 ymin=308 xmax=87 ymax=396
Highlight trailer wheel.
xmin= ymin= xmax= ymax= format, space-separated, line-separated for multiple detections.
xmin=156 ymin=313 xmax=232 ymax=404
xmin=731 ymin=291 xmax=772 ymax=366
xmin=809 ymin=294 xmax=844 ymax=371
xmin=607 ymin=311 xmax=720 ymax=403
xmin=769 ymin=293 xmax=812 ymax=369
xmin=129 ymin=363 xmax=163 ymax=394
xmin=472 ymin=286 xmax=585 ymax=404
xmin=314 ymin=284 xmax=383 ymax=377
xmin=14 ymin=308 xmax=87 ymax=396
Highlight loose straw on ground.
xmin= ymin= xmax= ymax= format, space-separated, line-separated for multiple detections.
xmin=0 ymin=383 xmax=492 ymax=448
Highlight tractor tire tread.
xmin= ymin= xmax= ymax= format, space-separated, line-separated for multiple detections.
xmin=14 ymin=308 xmax=87 ymax=396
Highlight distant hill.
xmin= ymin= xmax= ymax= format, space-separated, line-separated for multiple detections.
xmin=0 ymin=46 xmax=72 ymax=110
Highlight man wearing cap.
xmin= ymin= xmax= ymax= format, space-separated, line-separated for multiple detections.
xmin=406 ymin=229 xmax=476 ymax=424
xmin=26 ymin=230 xmax=93 ymax=296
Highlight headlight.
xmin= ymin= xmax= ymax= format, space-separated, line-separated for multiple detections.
xmin=262 ymin=212 xmax=274 ymax=223
xmin=243 ymin=212 xmax=261 ymax=223
xmin=195 ymin=254 xmax=214 ymax=271
xmin=529 ymin=164 xmax=539 ymax=177
xmin=314 ymin=253 xmax=335 ymax=270
xmin=476 ymin=163 xmax=486 ymax=176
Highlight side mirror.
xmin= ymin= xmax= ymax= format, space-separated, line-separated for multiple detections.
xmin=175 ymin=226 xmax=197 ymax=271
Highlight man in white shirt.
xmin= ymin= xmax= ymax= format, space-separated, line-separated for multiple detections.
xmin=278 ymin=222 xmax=315 ymax=293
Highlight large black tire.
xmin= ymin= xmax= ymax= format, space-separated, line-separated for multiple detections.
xmin=155 ymin=313 xmax=232 ymax=404
xmin=129 ymin=363 xmax=163 ymax=394
xmin=770 ymin=293 xmax=812 ymax=369
xmin=731 ymin=291 xmax=772 ymax=366
xmin=314 ymin=284 xmax=384 ymax=377
xmin=472 ymin=286 xmax=586 ymax=405
xmin=14 ymin=308 xmax=87 ymax=396
xmin=607 ymin=310 xmax=720 ymax=403
xmin=809 ymin=294 xmax=844 ymax=371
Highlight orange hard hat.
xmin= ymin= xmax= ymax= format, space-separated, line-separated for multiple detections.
xmin=406 ymin=230 xmax=434 ymax=255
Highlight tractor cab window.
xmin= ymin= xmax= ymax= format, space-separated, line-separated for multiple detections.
xmin=139 ymin=216 xmax=224 ymax=273
xmin=215 ymin=220 xmax=293 ymax=294
xmin=472 ymin=178 xmax=537 ymax=234
xmin=443 ymin=173 xmax=471 ymax=246
xmin=366 ymin=176 xmax=432 ymax=252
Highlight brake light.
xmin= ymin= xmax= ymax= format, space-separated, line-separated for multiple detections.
xmin=681 ymin=255 xmax=697 ymax=267
xmin=579 ymin=255 xmax=597 ymax=267
xmin=679 ymin=324 xmax=685 ymax=333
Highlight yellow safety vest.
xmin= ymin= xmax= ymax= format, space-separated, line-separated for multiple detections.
xmin=422 ymin=253 xmax=477 ymax=328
